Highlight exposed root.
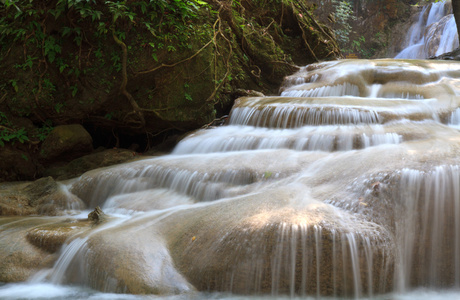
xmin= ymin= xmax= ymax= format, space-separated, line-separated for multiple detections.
xmin=135 ymin=38 xmax=215 ymax=76
xmin=111 ymin=26 xmax=145 ymax=128
xmin=0 ymin=93 xmax=6 ymax=104
xmin=206 ymin=10 xmax=233 ymax=103
xmin=295 ymin=1 xmax=337 ymax=46
xmin=107 ymin=0 xmax=339 ymax=131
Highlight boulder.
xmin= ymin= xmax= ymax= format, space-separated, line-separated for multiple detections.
xmin=161 ymin=189 xmax=394 ymax=296
xmin=66 ymin=222 xmax=194 ymax=294
xmin=40 ymin=124 xmax=93 ymax=162
xmin=72 ymin=184 xmax=393 ymax=296
xmin=0 ymin=184 xmax=35 ymax=216
xmin=26 ymin=218 xmax=93 ymax=253
xmin=43 ymin=148 xmax=139 ymax=180
xmin=0 ymin=216 xmax=92 ymax=282
xmin=0 ymin=217 xmax=58 ymax=282
xmin=0 ymin=177 xmax=85 ymax=216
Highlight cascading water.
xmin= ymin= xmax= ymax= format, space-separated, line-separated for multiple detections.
xmin=395 ymin=0 xmax=459 ymax=59
xmin=3 ymin=59 xmax=460 ymax=299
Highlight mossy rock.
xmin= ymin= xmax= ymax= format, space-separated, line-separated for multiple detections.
xmin=40 ymin=124 xmax=93 ymax=162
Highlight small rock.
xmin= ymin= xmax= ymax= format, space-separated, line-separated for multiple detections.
xmin=88 ymin=206 xmax=106 ymax=224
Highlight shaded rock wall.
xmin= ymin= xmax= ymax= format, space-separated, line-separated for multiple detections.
xmin=309 ymin=0 xmax=414 ymax=58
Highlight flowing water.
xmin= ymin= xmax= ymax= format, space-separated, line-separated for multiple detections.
xmin=3 ymin=59 xmax=460 ymax=299
xmin=395 ymin=0 xmax=459 ymax=59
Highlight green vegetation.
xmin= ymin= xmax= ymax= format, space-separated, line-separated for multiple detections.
xmin=0 ymin=0 xmax=340 ymax=184
xmin=0 ymin=111 xmax=29 ymax=146
xmin=331 ymin=0 xmax=355 ymax=45
xmin=0 ymin=0 xmax=338 ymax=132
xmin=0 ymin=0 xmax=214 ymax=142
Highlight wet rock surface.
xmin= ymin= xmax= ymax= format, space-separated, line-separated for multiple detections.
xmin=2 ymin=59 xmax=460 ymax=298
xmin=0 ymin=217 xmax=90 ymax=282
xmin=26 ymin=218 xmax=92 ymax=253
xmin=43 ymin=148 xmax=141 ymax=180
xmin=0 ymin=177 xmax=85 ymax=216
xmin=88 ymin=206 xmax=106 ymax=225
xmin=431 ymin=47 xmax=460 ymax=60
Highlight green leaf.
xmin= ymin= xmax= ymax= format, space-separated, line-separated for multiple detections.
xmin=71 ymin=85 xmax=78 ymax=97
xmin=47 ymin=52 xmax=56 ymax=63
xmin=92 ymin=10 xmax=102 ymax=21
xmin=59 ymin=64 xmax=68 ymax=73
xmin=54 ymin=103 xmax=64 ymax=113
xmin=62 ymin=27 xmax=71 ymax=37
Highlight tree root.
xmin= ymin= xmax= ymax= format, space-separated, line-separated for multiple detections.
xmin=206 ymin=10 xmax=233 ymax=103
xmin=135 ymin=38 xmax=215 ymax=76
xmin=295 ymin=1 xmax=338 ymax=47
xmin=112 ymin=9 xmax=232 ymax=127
xmin=111 ymin=26 xmax=145 ymax=128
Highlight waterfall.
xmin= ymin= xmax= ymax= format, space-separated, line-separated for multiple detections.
xmin=4 ymin=59 xmax=460 ymax=299
xmin=396 ymin=166 xmax=460 ymax=290
xmin=395 ymin=1 xmax=459 ymax=59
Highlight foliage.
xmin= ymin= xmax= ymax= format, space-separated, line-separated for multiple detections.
xmin=0 ymin=126 xmax=29 ymax=146
xmin=0 ymin=109 xmax=54 ymax=146
xmin=35 ymin=120 xmax=54 ymax=141
xmin=0 ymin=112 xmax=30 ymax=146
xmin=331 ymin=0 xmax=355 ymax=45
xmin=0 ymin=0 xmax=210 ymax=112
xmin=342 ymin=35 xmax=375 ymax=58
xmin=0 ymin=0 xmax=210 ymax=58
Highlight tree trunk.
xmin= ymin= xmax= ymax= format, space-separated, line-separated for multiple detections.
xmin=453 ymin=0 xmax=460 ymax=42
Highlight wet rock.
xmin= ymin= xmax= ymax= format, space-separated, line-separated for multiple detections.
xmin=0 ymin=177 xmax=85 ymax=216
xmin=431 ymin=47 xmax=460 ymax=60
xmin=0 ymin=217 xmax=58 ymax=282
xmin=26 ymin=218 xmax=92 ymax=253
xmin=161 ymin=191 xmax=394 ymax=296
xmin=88 ymin=206 xmax=106 ymax=224
xmin=0 ymin=192 xmax=35 ymax=216
xmin=425 ymin=15 xmax=453 ymax=57
xmin=78 ymin=184 xmax=393 ymax=296
xmin=24 ymin=176 xmax=59 ymax=206
xmin=0 ymin=216 xmax=92 ymax=282
xmin=24 ymin=176 xmax=85 ymax=215
xmin=43 ymin=148 xmax=139 ymax=180
xmin=80 ymin=228 xmax=195 ymax=295
xmin=40 ymin=124 xmax=93 ymax=162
